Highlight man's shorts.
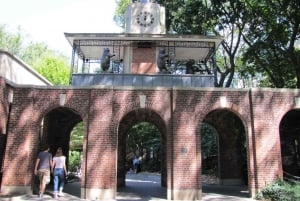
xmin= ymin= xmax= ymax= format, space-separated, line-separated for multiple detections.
xmin=38 ymin=169 xmax=50 ymax=184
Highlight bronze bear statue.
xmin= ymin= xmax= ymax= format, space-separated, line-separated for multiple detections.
xmin=157 ymin=48 xmax=169 ymax=73
xmin=101 ymin=48 xmax=115 ymax=72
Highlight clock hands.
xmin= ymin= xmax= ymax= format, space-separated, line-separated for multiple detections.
xmin=136 ymin=11 xmax=154 ymax=27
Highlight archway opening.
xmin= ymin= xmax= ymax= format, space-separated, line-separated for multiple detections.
xmin=201 ymin=122 xmax=218 ymax=184
xmin=202 ymin=109 xmax=248 ymax=195
xmin=64 ymin=121 xmax=84 ymax=197
xmin=117 ymin=108 xmax=167 ymax=199
xmin=37 ymin=107 xmax=83 ymax=198
xmin=280 ymin=109 xmax=300 ymax=178
xmin=126 ymin=122 xmax=161 ymax=174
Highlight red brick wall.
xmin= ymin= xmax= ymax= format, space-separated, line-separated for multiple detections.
xmin=85 ymin=89 xmax=116 ymax=188
xmin=249 ymin=89 xmax=294 ymax=194
xmin=132 ymin=47 xmax=156 ymax=74
xmin=1 ymin=78 xmax=300 ymax=199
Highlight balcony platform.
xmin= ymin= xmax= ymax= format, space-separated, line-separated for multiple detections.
xmin=71 ymin=73 xmax=214 ymax=88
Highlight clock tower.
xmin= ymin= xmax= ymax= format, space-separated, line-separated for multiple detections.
xmin=125 ymin=0 xmax=166 ymax=34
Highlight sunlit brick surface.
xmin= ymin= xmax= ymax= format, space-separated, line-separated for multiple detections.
xmin=1 ymin=78 xmax=299 ymax=199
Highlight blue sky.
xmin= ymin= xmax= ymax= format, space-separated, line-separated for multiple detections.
xmin=0 ymin=0 xmax=122 ymax=55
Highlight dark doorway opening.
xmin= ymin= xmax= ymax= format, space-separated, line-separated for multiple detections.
xmin=280 ymin=109 xmax=300 ymax=179
xmin=202 ymin=109 xmax=249 ymax=196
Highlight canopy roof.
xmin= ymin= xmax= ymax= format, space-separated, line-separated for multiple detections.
xmin=65 ymin=33 xmax=223 ymax=60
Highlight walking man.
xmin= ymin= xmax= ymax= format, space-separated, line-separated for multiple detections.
xmin=34 ymin=144 xmax=53 ymax=198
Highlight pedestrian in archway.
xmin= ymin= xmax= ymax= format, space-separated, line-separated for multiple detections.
xmin=133 ymin=156 xmax=140 ymax=174
xmin=52 ymin=147 xmax=67 ymax=198
xmin=34 ymin=144 xmax=53 ymax=198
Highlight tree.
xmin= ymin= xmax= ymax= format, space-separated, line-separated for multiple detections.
xmin=0 ymin=25 xmax=25 ymax=56
xmin=0 ymin=24 xmax=71 ymax=86
xmin=242 ymin=0 xmax=300 ymax=88
xmin=31 ymin=53 xmax=70 ymax=85
xmin=114 ymin=0 xmax=131 ymax=29
xmin=161 ymin=0 xmax=213 ymax=35
xmin=21 ymin=42 xmax=48 ymax=66
xmin=209 ymin=0 xmax=248 ymax=87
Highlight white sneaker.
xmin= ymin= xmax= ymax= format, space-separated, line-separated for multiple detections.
xmin=53 ymin=193 xmax=58 ymax=198
xmin=58 ymin=192 xmax=64 ymax=197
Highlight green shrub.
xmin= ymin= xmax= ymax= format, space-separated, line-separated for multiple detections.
xmin=68 ymin=151 xmax=81 ymax=172
xmin=256 ymin=180 xmax=300 ymax=201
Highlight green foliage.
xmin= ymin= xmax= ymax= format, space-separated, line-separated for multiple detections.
xmin=126 ymin=122 xmax=161 ymax=172
xmin=68 ymin=150 xmax=81 ymax=172
xmin=68 ymin=122 xmax=84 ymax=172
xmin=162 ymin=0 xmax=212 ymax=35
xmin=21 ymin=42 xmax=49 ymax=65
xmin=0 ymin=25 xmax=24 ymax=55
xmin=256 ymin=180 xmax=300 ymax=201
xmin=241 ymin=0 xmax=300 ymax=88
xmin=201 ymin=123 xmax=218 ymax=175
xmin=201 ymin=123 xmax=218 ymax=160
xmin=70 ymin=122 xmax=84 ymax=151
xmin=0 ymin=24 xmax=71 ymax=86
xmin=114 ymin=0 xmax=131 ymax=29
xmin=32 ymin=53 xmax=70 ymax=85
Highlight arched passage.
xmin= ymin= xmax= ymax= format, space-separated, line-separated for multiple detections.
xmin=37 ymin=107 xmax=83 ymax=196
xmin=280 ymin=109 xmax=300 ymax=177
xmin=117 ymin=108 xmax=167 ymax=190
xmin=202 ymin=109 xmax=248 ymax=186
xmin=42 ymin=107 xmax=82 ymax=151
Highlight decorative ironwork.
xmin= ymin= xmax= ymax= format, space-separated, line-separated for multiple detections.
xmin=157 ymin=41 xmax=215 ymax=48
xmin=73 ymin=39 xmax=215 ymax=48
xmin=73 ymin=39 xmax=131 ymax=46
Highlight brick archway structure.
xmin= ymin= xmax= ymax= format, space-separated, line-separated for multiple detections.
xmin=1 ymin=78 xmax=300 ymax=200
xmin=117 ymin=108 xmax=167 ymax=188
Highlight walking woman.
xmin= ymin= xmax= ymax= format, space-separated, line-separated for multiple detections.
xmin=52 ymin=147 xmax=67 ymax=198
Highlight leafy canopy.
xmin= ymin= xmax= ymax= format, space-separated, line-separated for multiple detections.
xmin=0 ymin=25 xmax=71 ymax=86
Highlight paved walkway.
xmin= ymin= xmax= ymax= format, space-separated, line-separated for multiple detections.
xmin=0 ymin=173 xmax=257 ymax=201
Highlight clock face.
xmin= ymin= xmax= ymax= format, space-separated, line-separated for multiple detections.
xmin=136 ymin=11 xmax=155 ymax=27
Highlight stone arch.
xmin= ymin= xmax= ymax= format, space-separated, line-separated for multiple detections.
xmin=202 ymin=108 xmax=248 ymax=186
xmin=279 ymin=109 xmax=300 ymax=177
xmin=117 ymin=108 xmax=167 ymax=188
